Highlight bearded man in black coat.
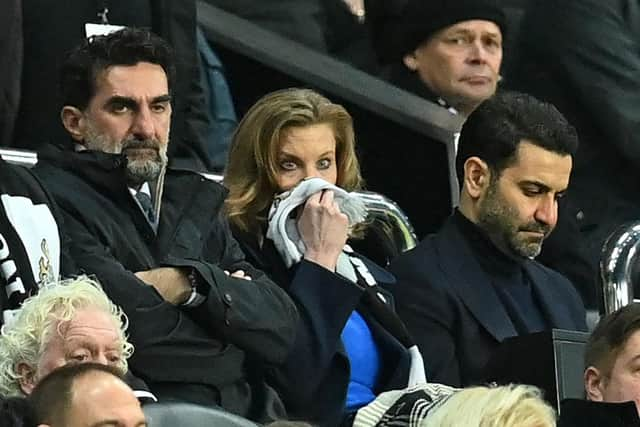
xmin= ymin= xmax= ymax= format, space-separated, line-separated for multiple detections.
xmin=34 ymin=28 xmax=298 ymax=423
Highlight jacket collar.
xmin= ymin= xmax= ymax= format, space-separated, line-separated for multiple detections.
xmin=39 ymin=142 xmax=180 ymax=225
xmin=433 ymin=215 xmax=518 ymax=342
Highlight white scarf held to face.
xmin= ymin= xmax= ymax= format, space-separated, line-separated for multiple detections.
xmin=267 ymin=177 xmax=427 ymax=388
xmin=266 ymin=177 xmax=369 ymax=283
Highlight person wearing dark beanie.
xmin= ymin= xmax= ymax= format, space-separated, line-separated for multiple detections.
xmin=384 ymin=0 xmax=506 ymax=117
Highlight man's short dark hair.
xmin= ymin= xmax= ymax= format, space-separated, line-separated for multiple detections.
xmin=456 ymin=91 xmax=578 ymax=183
xmin=585 ymin=303 xmax=640 ymax=377
xmin=28 ymin=363 xmax=125 ymax=426
xmin=60 ymin=27 xmax=175 ymax=110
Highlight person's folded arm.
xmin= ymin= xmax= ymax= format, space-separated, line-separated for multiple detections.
xmin=173 ymin=216 xmax=299 ymax=364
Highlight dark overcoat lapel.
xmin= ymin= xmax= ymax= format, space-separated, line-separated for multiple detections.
xmin=433 ymin=219 xmax=518 ymax=342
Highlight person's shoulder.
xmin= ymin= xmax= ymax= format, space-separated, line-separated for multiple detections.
xmin=0 ymin=160 xmax=51 ymax=200
xmin=165 ymin=167 xmax=227 ymax=198
xmin=389 ymin=233 xmax=440 ymax=272
xmin=166 ymin=167 xmax=224 ymax=186
xmin=387 ymin=234 xmax=451 ymax=299
xmin=0 ymin=160 xmax=36 ymax=186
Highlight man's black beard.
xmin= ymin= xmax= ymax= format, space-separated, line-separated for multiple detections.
xmin=477 ymin=183 xmax=551 ymax=259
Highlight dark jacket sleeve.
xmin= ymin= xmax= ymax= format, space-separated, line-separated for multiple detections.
xmin=388 ymin=253 xmax=462 ymax=387
xmin=63 ymin=210 xmax=297 ymax=371
xmin=62 ymin=213 xmax=210 ymax=344
xmin=180 ymin=217 xmax=299 ymax=364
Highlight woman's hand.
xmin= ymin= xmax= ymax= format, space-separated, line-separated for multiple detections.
xmin=298 ymin=190 xmax=349 ymax=271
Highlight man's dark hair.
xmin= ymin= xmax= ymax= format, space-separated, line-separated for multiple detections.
xmin=456 ymin=91 xmax=578 ymax=184
xmin=60 ymin=27 xmax=175 ymax=110
xmin=28 ymin=363 xmax=125 ymax=426
xmin=585 ymin=303 xmax=640 ymax=377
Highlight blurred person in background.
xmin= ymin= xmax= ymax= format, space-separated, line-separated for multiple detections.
xmin=383 ymin=0 xmax=505 ymax=117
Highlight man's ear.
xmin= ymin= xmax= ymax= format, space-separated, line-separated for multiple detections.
xmin=584 ymin=366 xmax=606 ymax=401
xmin=60 ymin=106 xmax=86 ymax=142
xmin=16 ymin=362 xmax=37 ymax=395
xmin=402 ymin=52 xmax=418 ymax=71
xmin=463 ymin=156 xmax=491 ymax=199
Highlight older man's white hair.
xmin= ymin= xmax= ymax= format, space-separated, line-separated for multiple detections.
xmin=0 ymin=276 xmax=133 ymax=396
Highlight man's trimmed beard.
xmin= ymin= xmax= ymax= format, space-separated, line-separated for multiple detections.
xmin=121 ymin=137 xmax=168 ymax=187
xmin=83 ymin=125 xmax=168 ymax=187
xmin=476 ymin=180 xmax=552 ymax=259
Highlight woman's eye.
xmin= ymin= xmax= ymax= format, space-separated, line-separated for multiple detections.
xmin=279 ymin=161 xmax=297 ymax=171
xmin=317 ymin=159 xmax=332 ymax=169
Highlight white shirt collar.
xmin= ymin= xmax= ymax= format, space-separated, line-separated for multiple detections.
xmin=128 ymin=182 xmax=151 ymax=198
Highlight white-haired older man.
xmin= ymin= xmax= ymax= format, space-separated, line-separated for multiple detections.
xmin=0 ymin=276 xmax=142 ymax=398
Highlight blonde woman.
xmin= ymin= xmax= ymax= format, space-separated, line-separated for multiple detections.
xmin=225 ymin=88 xmax=422 ymax=427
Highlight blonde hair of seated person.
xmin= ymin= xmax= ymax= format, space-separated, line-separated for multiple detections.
xmin=422 ymin=384 xmax=556 ymax=427
xmin=224 ymin=87 xmax=363 ymax=236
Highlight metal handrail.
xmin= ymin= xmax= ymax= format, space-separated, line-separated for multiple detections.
xmin=353 ymin=190 xmax=417 ymax=254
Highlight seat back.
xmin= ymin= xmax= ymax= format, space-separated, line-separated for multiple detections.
xmin=144 ymin=402 xmax=259 ymax=427
xmin=482 ymin=329 xmax=589 ymax=411
xmin=600 ymin=220 xmax=640 ymax=315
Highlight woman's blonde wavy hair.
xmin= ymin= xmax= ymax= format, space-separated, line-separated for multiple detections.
xmin=0 ymin=276 xmax=133 ymax=397
xmin=422 ymin=384 xmax=556 ymax=427
xmin=224 ymin=88 xmax=364 ymax=236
